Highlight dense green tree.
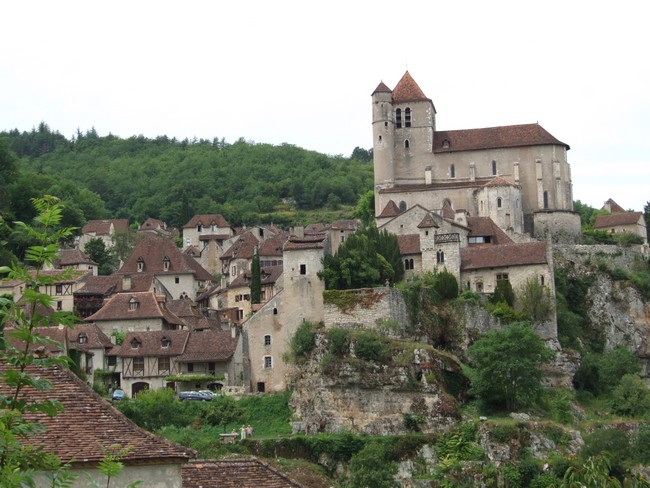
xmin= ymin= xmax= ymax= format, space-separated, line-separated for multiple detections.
xmin=348 ymin=441 xmax=398 ymax=488
xmin=84 ymin=237 xmax=115 ymax=275
xmin=517 ymin=277 xmax=553 ymax=322
xmin=490 ymin=279 xmax=515 ymax=307
xmin=644 ymin=201 xmax=650 ymax=241
xmin=610 ymin=373 xmax=650 ymax=417
xmin=573 ymin=346 xmax=640 ymax=396
xmin=320 ymin=225 xmax=403 ymax=290
xmin=468 ymin=323 xmax=554 ymax=411
xmin=350 ymin=146 xmax=373 ymax=163
xmin=353 ymin=190 xmax=374 ymax=228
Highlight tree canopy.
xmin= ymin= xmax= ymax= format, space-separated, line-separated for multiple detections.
xmin=319 ymin=225 xmax=403 ymax=289
xmin=467 ymin=322 xmax=554 ymax=411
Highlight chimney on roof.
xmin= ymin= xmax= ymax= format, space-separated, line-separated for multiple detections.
xmin=123 ymin=276 xmax=131 ymax=291
xmin=231 ymin=324 xmax=237 ymax=339
xmin=293 ymin=225 xmax=304 ymax=238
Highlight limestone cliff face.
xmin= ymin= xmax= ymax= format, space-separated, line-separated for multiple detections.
xmin=553 ymin=245 xmax=650 ymax=377
xmin=290 ymin=334 xmax=462 ymax=436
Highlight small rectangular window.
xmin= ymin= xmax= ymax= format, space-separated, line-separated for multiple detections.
xmin=299 ymin=264 xmax=306 ymax=275
xmin=133 ymin=357 xmax=144 ymax=373
xmin=107 ymin=356 xmax=117 ymax=367
xmin=264 ymin=335 xmax=271 ymax=346
xmin=264 ymin=356 xmax=272 ymax=369
xmin=187 ymin=363 xmax=194 ymax=373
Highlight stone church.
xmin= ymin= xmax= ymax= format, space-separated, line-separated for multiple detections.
xmin=372 ymin=71 xmax=580 ymax=241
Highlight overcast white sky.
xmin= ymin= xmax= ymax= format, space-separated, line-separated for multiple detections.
xmin=2 ymin=1 xmax=648 ymax=211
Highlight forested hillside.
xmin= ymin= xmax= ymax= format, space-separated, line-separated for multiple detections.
xmin=0 ymin=123 xmax=373 ymax=230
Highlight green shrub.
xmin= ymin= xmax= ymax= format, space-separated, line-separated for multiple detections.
xmin=116 ymin=388 xmax=189 ymax=431
xmin=633 ymin=423 xmax=650 ymax=464
xmin=615 ymin=231 xmax=644 ymax=247
xmin=516 ymin=277 xmax=553 ymax=322
xmin=354 ymin=329 xmax=390 ymax=362
xmin=326 ymin=327 xmax=350 ymax=356
xmin=319 ymin=351 xmax=336 ymax=374
xmin=610 ymin=373 xmax=650 ymax=417
xmin=456 ymin=290 xmax=480 ymax=304
xmin=574 ymin=347 xmax=640 ymax=396
xmin=490 ymin=279 xmax=515 ymax=307
xmin=610 ymin=267 xmax=629 ymax=281
xmin=580 ymin=428 xmax=630 ymax=474
xmin=349 ymin=441 xmax=399 ymax=488
xmin=290 ymin=319 xmax=316 ymax=359
xmin=433 ymin=270 xmax=459 ymax=300
xmin=490 ymin=424 xmax=519 ymax=443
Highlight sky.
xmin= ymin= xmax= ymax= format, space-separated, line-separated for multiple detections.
xmin=1 ymin=1 xmax=649 ymax=212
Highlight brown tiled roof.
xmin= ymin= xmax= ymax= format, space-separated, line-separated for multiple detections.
xmin=484 ymin=176 xmax=515 ymax=187
xmin=603 ymin=198 xmax=626 ymax=213
xmin=183 ymin=214 xmax=230 ymax=229
xmin=417 ymin=213 xmax=439 ymax=229
xmin=230 ymin=266 xmax=283 ymax=288
xmin=139 ymin=218 xmax=166 ymax=231
xmin=372 ymin=81 xmax=391 ymax=95
xmin=466 ymin=217 xmax=514 ymax=245
xmin=75 ymin=274 xmax=156 ymax=295
xmin=182 ymin=459 xmax=304 ymax=488
xmin=84 ymin=291 xmax=183 ymax=325
xmin=198 ymin=233 xmax=231 ymax=242
xmin=221 ymin=232 xmax=260 ymax=261
xmin=378 ymin=200 xmax=401 ymax=218
xmin=304 ymin=223 xmax=329 ymax=234
xmin=68 ymin=323 xmax=114 ymax=351
xmin=4 ymin=326 xmax=67 ymax=355
xmin=398 ymin=234 xmax=421 ymax=255
xmin=29 ymin=269 xmax=90 ymax=284
xmin=166 ymin=299 xmax=201 ymax=320
xmin=55 ymin=249 xmax=96 ymax=266
xmin=391 ymin=71 xmax=431 ymax=104
xmin=433 ymin=123 xmax=568 ymax=153
xmin=175 ymin=328 xmax=237 ymax=362
xmin=283 ymin=233 xmax=327 ymax=251
xmin=109 ymin=330 xmax=189 ymax=357
xmin=0 ymin=362 xmax=194 ymax=465
xmin=593 ymin=212 xmax=643 ymax=228
xmin=118 ymin=238 xmax=214 ymax=282
xmin=259 ymin=234 xmax=289 ymax=257
xmin=440 ymin=202 xmax=455 ymax=220
xmin=331 ymin=219 xmax=358 ymax=231
xmin=82 ymin=219 xmax=129 ymax=235
xmin=460 ymin=241 xmax=547 ymax=271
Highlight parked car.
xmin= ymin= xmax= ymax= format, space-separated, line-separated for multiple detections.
xmin=178 ymin=391 xmax=212 ymax=401
xmin=112 ymin=389 xmax=125 ymax=401
xmin=198 ymin=390 xmax=217 ymax=399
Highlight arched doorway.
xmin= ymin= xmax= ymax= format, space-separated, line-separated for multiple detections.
xmin=131 ymin=382 xmax=149 ymax=397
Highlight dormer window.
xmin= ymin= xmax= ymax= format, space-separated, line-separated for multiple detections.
xmin=163 ymin=256 xmax=170 ymax=271
xmin=442 ymin=139 xmax=450 ymax=149
xmin=211 ymin=224 xmax=217 ymax=232
xmin=137 ymin=257 xmax=144 ymax=272
xmin=131 ymin=338 xmax=141 ymax=349
xmin=161 ymin=337 xmax=171 ymax=348
xmin=197 ymin=224 xmax=203 ymax=232
xmin=129 ymin=297 xmax=139 ymax=311
xmin=78 ymin=333 xmax=88 ymax=345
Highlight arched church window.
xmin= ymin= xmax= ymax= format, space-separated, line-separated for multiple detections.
xmin=497 ymin=197 xmax=502 ymax=208
xmin=436 ymin=250 xmax=445 ymax=264
xmin=405 ymin=108 xmax=411 ymax=127
xmin=396 ymin=108 xmax=402 ymax=128
xmin=492 ymin=160 xmax=497 ymax=176
xmin=404 ymin=139 xmax=410 ymax=149
xmin=398 ymin=201 xmax=407 ymax=212
xmin=543 ymin=191 xmax=549 ymax=209
xmin=450 ymin=164 xmax=455 ymax=178
xmin=378 ymin=135 xmax=382 ymax=142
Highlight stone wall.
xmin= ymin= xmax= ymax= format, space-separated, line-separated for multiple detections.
xmin=554 ymin=244 xmax=646 ymax=270
xmin=323 ymin=287 xmax=409 ymax=338
xmin=533 ymin=211 xmax=581 ymax=243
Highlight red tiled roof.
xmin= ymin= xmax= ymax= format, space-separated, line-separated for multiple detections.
xmin=603 ymin=198 xmax=626 ymax=213
xmin=466 ymin=217 xmax=514 ymax=245
xmin=28 ymin=269 xmax=90 ymax=284
xmin=183 ymin=214 xmax=230 ymax=229
xmin=378 ymin=200 xmax=401 ymax=218
xmin=460 ymin=241 xmax=547 ymax=271
xmin=4 ymin=326 xmax=67 ymax=355
xmin=304 ymin=223 xmax=329 ymax=234
xmin=433 ymin=123 xmax=568 ymax=153
xmin=182 ymin=459 xmax=304 ymax=488
xmin=484 ymin=176 xmax=515 ymax=187
xmin=109 ymin=330 xmax=189 ymax=357
xmin=594 ymin=212 xmax=643 ymax=228
xmin=440 ymin=201 xmax=455 ymax=220
xmin=331 ymin=219 xmax=358 ymax=231
xmin=391 ymin=71 xmax=431 ymax=104
xmin=398 ymin=234 xmax=421 ymax=255
xmin=75 ymin=274 xmax=156 ymax=295
xmin=0 ymin=362 xmax=194 ymax=465
xmin=229 ymin=265 xmax=283 ymax=288
xmin=55 ymin=249 xmax=96 ymax=266
xmin=175 ymin=328 xmax=237 ymax=362
xmin=69 ymin=323 xmax=114 ymax=351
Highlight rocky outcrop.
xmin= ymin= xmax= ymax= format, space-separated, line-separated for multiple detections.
xmin=290 ymin=334 xmax=462 ymax=436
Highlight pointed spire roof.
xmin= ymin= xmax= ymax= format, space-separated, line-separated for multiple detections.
xmin=417 ymin=213 xmax=439 ymax=229
xmin=377 ymin=200 xmax=401 ymax=218
xmin=440 ymin=201 xmax=455 ymax=220
xmin=392 ymin=71 xmax=430 ymax=103
xmin=372 ymin=81 xmax=392 ymax=95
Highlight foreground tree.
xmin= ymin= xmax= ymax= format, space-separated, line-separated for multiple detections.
xmin=0 ymin=196 xmax=78 ymax=486
xmin=467 ymin=322 xmax=554 ymax=411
